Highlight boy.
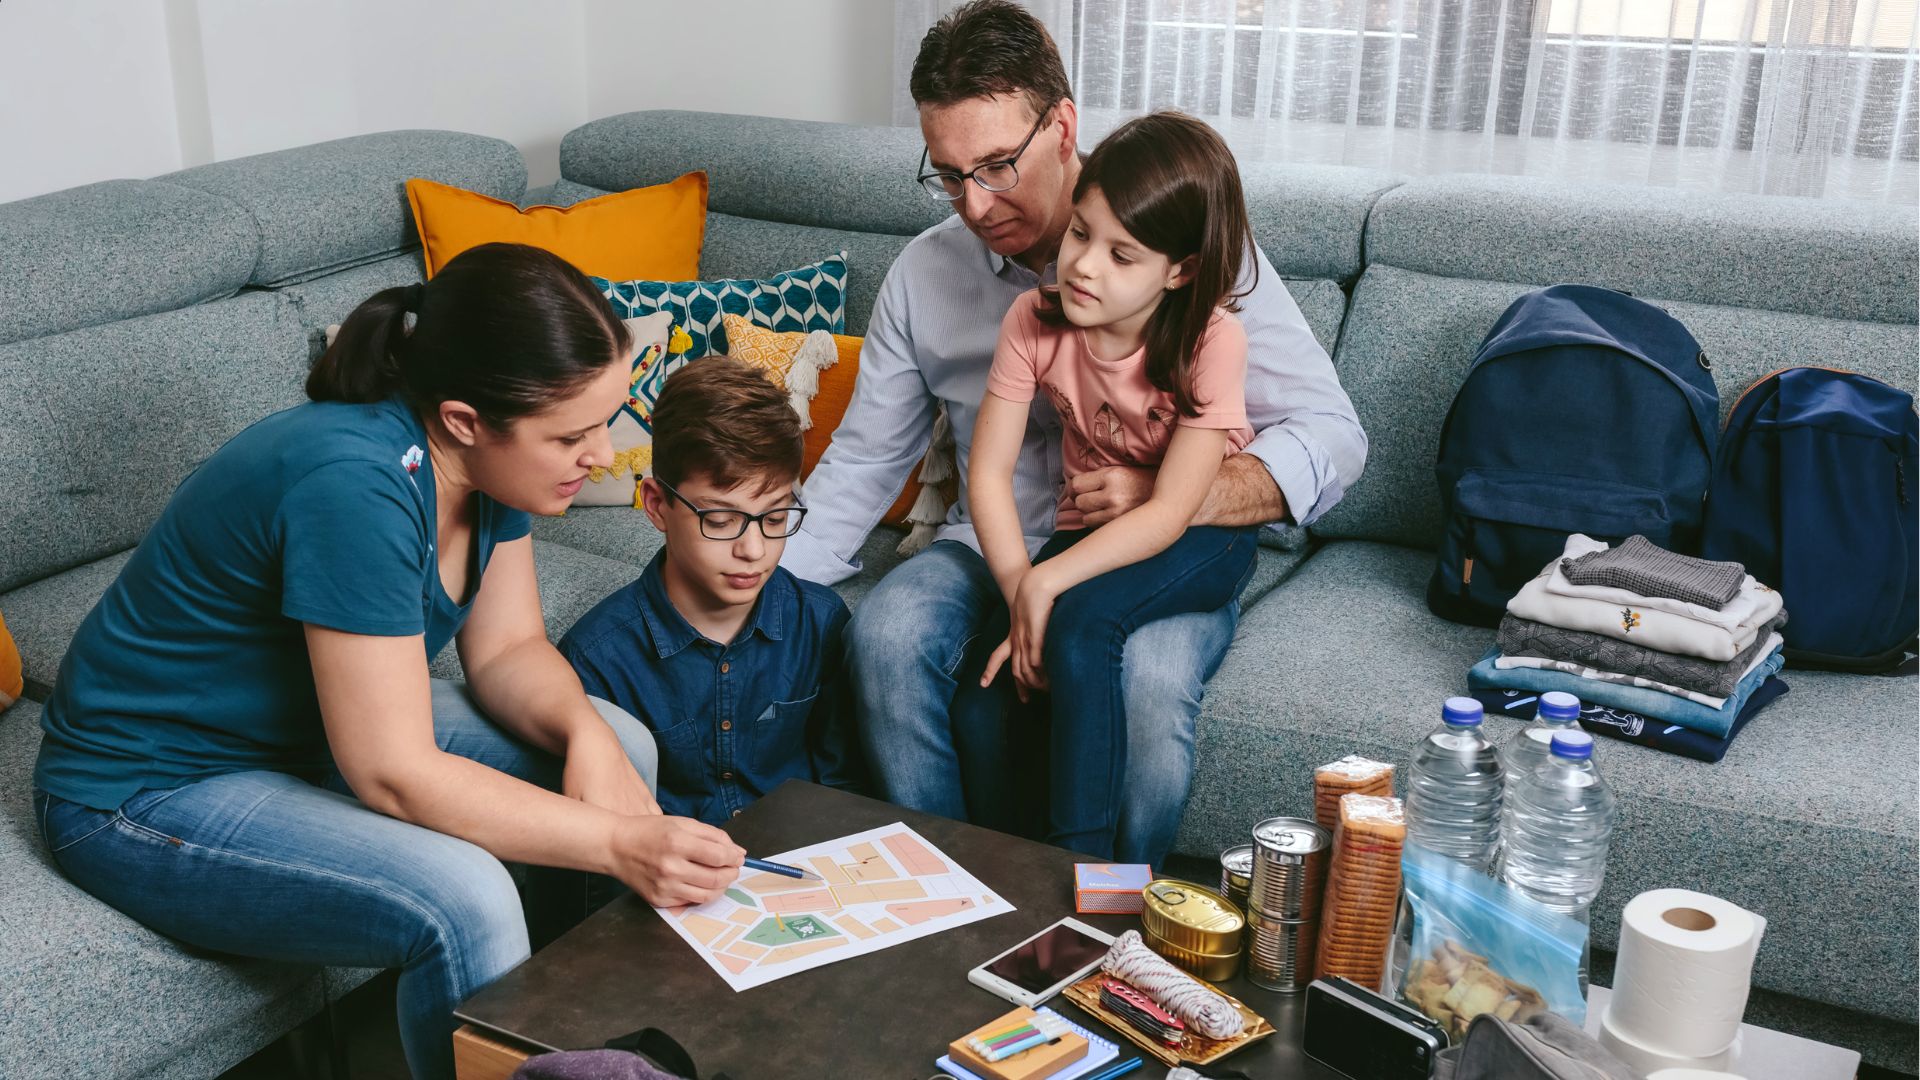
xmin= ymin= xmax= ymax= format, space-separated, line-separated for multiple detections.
xmin=560 ymin=358 xmax=863 ymax=824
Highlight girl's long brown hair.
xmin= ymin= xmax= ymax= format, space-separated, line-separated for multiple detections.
xmin=1037 ymin=110 xmax=1256 ymax=418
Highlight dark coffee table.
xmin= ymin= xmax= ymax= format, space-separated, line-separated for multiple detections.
xmin=454 ymin=781 xmax=1344 ymax=1079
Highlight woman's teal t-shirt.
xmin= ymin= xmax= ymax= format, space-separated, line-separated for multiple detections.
xmin=34 ymin=397 xmax=532 ymax=809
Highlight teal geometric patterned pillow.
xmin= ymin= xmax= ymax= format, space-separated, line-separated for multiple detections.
xmin=594 ymin=253 xmax=848 ymax=358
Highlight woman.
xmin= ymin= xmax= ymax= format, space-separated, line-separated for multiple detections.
xmin=31 ymin=243 xmax=745 ymax=1079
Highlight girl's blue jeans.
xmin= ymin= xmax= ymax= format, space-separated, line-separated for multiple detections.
xmin=32 ymin=679 xmax=658 ymax=1080
xmin=1034 ymin=525 xmax=1258 ymax=858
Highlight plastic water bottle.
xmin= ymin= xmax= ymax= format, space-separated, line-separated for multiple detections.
xmin=1404 ymin=697 xmax=1505 ymax=873
xmin=1499 ymin=730 xmax=1619 ymax=922
xmin=1504 ymin=691 xmax=1584 ymax=781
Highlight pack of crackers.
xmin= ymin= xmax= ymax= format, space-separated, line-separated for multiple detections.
xmin=1313 ymin=793 xmax=1405 ymax=987
xmin=1312 ymin=755 xmax=1394 ymax=833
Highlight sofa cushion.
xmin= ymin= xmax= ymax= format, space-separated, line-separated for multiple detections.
xmin=1313 ymin=265 xmax=1920 ymax=549
xmin=1177 ymin=539 xmax=1919 ymax=1021
xmin=1283 ymin=278 xmax=1346 ymax=356
xmin=2 ymin=552 xmax=131 ymax=700
xmin=0 ymin=700 xmax=372 ymax=1079
xmin=1367 ymin=174 xmax=1919 ymax=325
xmin=1241 ymin=162 xmax=1401 ymax=283
xmin=0 ymin=292 xmax=311 ymax=593
xmin=0 ymin=180 xmax=258 ymax=347
xmin=562 ymin=110 xmax=949 ymax=238
xmin=161 ymin=131 xmax=527 ymax=287
xmin=560 ymin=111 xmax=1398 ymax=284
xmin=272 ymin=252 xmax=425 ymax=360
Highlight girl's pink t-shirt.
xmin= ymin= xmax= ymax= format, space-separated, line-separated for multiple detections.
xmin=986 ymin=289 xmax=1253 ymax=530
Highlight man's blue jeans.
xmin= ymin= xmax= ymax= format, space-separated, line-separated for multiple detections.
xmin=848 ymin=539 xmax=1246 ymax=866
xmin=32 ymin=680 xmax=658 ymax=1080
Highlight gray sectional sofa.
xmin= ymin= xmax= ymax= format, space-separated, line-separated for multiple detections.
xmin=1 ymin=110 xmax=1913 ymax=1077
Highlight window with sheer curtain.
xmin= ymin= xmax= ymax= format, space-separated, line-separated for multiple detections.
xmin=895 ymin=0 xmax=1918 ymax=202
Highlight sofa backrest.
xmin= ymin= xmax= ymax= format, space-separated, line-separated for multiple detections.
xmin=555 ymin=110 xmax=1398 ymax=352
xmin=0 ymin=132 xmax=527 ymax=593
xmin=1312 ymin=176 xmax=1920 ymax=550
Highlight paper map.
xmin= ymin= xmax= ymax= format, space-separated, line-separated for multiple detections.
xmin=657 ymin=822 xmax=1011 ymax=991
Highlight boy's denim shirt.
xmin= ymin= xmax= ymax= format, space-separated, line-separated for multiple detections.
xmin=559 ymin=551 xmax=864 ymax=823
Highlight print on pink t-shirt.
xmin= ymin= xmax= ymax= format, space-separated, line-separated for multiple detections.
xmin=986 ymin=290 xmax=1253 ymax=530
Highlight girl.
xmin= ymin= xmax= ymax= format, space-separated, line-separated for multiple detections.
xmin=31 ymin=243 xmax=745 ymax=1080
xmin=971 ymin=110 xmax=1260 ymax=859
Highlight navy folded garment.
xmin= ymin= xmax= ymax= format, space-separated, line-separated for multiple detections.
xmin=1469 ymin=677 xmax=1788 ymax=764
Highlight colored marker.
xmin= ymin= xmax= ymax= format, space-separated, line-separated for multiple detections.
xmin=744 ymin=856 xmax=819 ymax=880
xmin=980 ymin=1024 xmax=1039 ymax=1050
xmin=984 ymin=1031 xmax=1052 ymax=1062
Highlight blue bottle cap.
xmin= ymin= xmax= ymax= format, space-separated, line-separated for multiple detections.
xmin=1539 ymin=691 xmax=1582 ymax=721
xmin=1442 ymin=697 xmax=1484 ymax=726
xmin=1550 ymin=730 xmax=1595 ymax=759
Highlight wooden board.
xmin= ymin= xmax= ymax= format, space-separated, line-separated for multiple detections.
xmin=453 ymin=1025 xmax=533 ymax=1080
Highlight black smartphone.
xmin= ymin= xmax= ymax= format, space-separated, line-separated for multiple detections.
xmin=1302 ymin=977 xmax=1446 ymax=1080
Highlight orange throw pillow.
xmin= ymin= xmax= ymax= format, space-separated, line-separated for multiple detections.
xmin=808 ymin=336 xmax=930 ymax=528
xmin=405 ymin=173 xmax=707 ymax=280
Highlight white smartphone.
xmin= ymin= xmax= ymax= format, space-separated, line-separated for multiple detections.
xmin=966 ymin=917 xmax=1116 ymax=1008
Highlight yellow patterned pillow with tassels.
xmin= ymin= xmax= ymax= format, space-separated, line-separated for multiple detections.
xmin=720 ymin=314 xmax=840 ymax=429
xmin=0 ymin=606 xmax=22 ymax=712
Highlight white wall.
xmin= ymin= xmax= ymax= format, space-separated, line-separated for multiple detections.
xmin=0 ymin=2 xmax=186 ymax=202
xmin=583 ymin=0 xmax=895 ymax=128
xmin=0 ymin=0 xmax=895 ymax=205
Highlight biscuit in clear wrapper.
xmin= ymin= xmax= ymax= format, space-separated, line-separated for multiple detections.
xmin=1314 ymin=793 xmax=1404 ymax=985
xmin=1313 ymin=755 xmax=1395 ymax=832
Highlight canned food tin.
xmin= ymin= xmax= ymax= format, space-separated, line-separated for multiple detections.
xmin=1141 ymin=879 xmax=1244 ymax=982
xmin=1219 ymin=844 xmax=1254 ymax=912
xmin=1249 ymin=816 xmax=1329 ymax=920
xmin=1245 ymin=909 xmax=1318 ymax=992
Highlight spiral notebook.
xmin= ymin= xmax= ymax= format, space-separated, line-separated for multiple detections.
xmin=936 ymin=1007 xmax=1121 ymax=1080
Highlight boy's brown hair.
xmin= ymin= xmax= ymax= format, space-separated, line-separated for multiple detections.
xmin=650 ymin=358 xmax=802 ymax=492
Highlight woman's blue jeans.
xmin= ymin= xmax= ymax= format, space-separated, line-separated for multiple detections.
xmin=1036 ymin=525 xmax=1258 ymax=858
xmin=32 ymin=680 xmax=658 ymax=1080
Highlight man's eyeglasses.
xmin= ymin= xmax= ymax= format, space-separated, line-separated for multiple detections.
xmin=916 ymin=101 xmax=1058 ymax=201
xmin=655 ymin=478 xmax=807 ymax=541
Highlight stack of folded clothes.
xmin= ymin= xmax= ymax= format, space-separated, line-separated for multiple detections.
xmin=1468 ymin=534 xmax=1790 ymax=762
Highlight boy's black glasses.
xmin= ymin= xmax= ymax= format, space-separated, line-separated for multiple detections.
xmin=655 ymin=478 xmax=806 ymax=541
xmin=916 ymin=100 xmax=1058 ymax=201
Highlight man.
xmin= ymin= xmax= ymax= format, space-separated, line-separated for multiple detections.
xmin=780 ymin=0 xmax=1366 ymax=866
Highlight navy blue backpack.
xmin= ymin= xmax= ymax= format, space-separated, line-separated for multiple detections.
xmin=1702 ymin=367 xmax=1919 ymax=672
xmin=1427 ymin=285 xmax=1718 ymax=627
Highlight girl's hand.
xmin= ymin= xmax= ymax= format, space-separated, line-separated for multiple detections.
xmin=1009 ymin=568 xmax=1060 ymax=694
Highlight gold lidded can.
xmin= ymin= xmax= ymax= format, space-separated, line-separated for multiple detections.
xmin=1248 ymin=816 xmax=1330 ymax=920
xmin=1219 ymin=844 xmax=1254 ymax=912
xmin=1141 ymin=879 xmax=1244 ymax=983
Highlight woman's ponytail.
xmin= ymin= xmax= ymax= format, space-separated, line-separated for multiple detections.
xmin=304 ymin=244 xmax=630 ymax=426
xmin=305 ymin=283 xmax=419 ymax=403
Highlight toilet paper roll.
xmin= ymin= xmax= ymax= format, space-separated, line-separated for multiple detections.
xmin=1605 ymin=889 xmax=1765 ymax=1059
xmin=1647 ymin=1069 xmax=1749 ymax=1080
xmin=1599 ymin=1012 xmax=1739 ymax=1076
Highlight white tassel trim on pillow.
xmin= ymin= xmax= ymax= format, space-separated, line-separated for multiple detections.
xmin=896 ymin=522 xmax=938 ymax=557
xmin=917 ymin=406 xmax=957 ymax=484
xmin=783 ymin=330 xmax=838 ymax=431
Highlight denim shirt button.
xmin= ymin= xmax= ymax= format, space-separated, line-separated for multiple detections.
xmin=721 ymin=720 xmax=732 ymax=731
xmin=721 ymin=771 xmax=733 ymax=781
xmin=720 ymin=662 xmax=730 ymax=674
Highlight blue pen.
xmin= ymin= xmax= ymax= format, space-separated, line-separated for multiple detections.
xmin=1083 ymin=1057 xmax=1144 ymax=1080
xmin=743 ymin=856 xmax=819 ymax=880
